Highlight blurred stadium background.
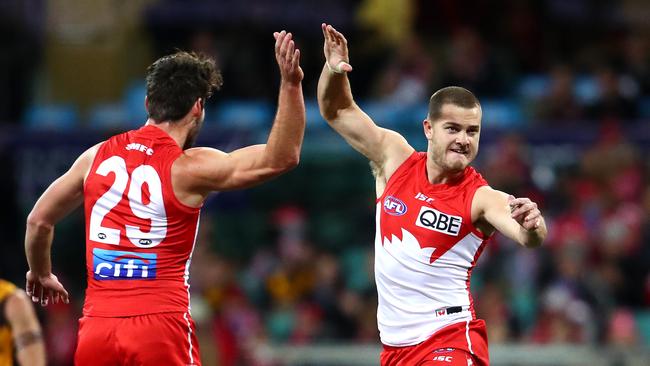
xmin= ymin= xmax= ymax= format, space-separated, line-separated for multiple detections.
xmin=1 ymin=0 xmax=649 ymax=365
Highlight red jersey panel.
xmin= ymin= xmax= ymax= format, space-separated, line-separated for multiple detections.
xmin=375 ymin=152 xmax=491 ymax=347
xmin=83 ymin=125 xmax=201 ymax=317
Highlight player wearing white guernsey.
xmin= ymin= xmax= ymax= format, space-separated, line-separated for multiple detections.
xmin=317 ymin=24 xmax=547 ymax=366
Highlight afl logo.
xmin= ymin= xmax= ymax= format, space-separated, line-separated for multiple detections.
xmin=383 ymin=196 xmax=407 ymax=216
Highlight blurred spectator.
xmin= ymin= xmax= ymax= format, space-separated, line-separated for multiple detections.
xmin=372 ymin=35 xmax=437 ymax=104
xmin=534 ymin=64 xmax=585 ymax=122
xmin=586 ymin=66 xmax=639 ymax=120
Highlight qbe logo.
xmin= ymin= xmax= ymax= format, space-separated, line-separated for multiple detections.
xmin=92 ymin=248 xmax=157 ymax=280
xmin=415 ymin=206 xmax=462 ymax=236
xmin=383 ymin=196 xmax=407 ymax=216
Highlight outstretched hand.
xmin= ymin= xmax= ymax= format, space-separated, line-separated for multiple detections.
xmin=26 ymin=271 xmax=69 ymax=306
xmin=274 ymin=30 xmax=303 ymax=84
xmin=508 ymin=195 xmax=542 ymax=231
xmin=321 ymin=23 xmax=353 ymax=74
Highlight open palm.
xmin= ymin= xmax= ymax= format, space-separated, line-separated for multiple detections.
xmin=321 ymin=23 xmax=353 ymax=73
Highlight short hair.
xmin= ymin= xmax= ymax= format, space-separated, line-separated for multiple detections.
xmin=427 ymin=86 xmax=481 ymax=121
xmin=146 ymin=51 xmax=223 ymax=122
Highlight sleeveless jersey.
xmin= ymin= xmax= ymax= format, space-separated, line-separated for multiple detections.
xmin=375 ymin=152 xmax=490 ymax=346
xmin=0 ymin=280 xmax=17 ymax=366
xmin=83 ymin=125 xmax=201 ymax=317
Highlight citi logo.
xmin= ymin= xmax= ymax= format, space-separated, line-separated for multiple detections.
xmin=415 ymin=206 xmax=462 ymax=236
xmin=92 ymin=248 xmax=157 ymax=280
xmin=383 ymin=196 xmax=407 ymax=216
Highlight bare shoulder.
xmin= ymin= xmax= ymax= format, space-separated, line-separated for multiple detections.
xmin=380 ymin=129 xmax=415 ymax=179
xmin=173 ymin=147 xmax=228 ymax=175
xmin=80 ymin=142 xmax=104 ymax=179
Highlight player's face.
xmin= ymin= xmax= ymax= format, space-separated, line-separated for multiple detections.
xmin=424 ymin=104 xmax=481 ymax=173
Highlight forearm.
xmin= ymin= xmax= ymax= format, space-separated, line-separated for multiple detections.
xmin=25 ymin=220 xmax=54 ymax=275
xmin=317 ymin=64 xmax=355 ymax=121
xmin=264 ymin=81 xmax=305 ymax=169
xmin=16 ymin=332 xmax=46 ymax=366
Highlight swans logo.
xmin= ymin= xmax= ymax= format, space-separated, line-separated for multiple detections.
xmin=92 ymin=248 xmax=157 ymax=280
xmin=383 ymin=196 xmax=407 ymax=216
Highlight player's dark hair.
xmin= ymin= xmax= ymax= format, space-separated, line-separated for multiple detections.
xmin=146 ymin=51 xmax=223 ymax=122
xmin=427 ymin=86 xmax=481 ymax=121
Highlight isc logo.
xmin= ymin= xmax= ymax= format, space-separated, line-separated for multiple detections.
xmin=431 ymin=355 xmax=453 ymax=362
xmin=92 ymin=248 xmax=157 ymax=280
xmin=415 ymin=206 xmax=462 ymax=236
xmin=383 ymin=196 xmax=407 ymax=216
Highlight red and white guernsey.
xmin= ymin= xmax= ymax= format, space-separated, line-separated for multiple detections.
xmin=83 ymin=125 xmax=200 ymax=317
xmin=376 ymin=152 xmax=491 ymax=346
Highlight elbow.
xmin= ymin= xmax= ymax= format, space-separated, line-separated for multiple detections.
xmin=278 ymin=155 xmax=300 ymax=172
xmin=318 ymin=105 xmax=336 ymax=122
xmin=26 ymin=211 xmax=54 ymax=233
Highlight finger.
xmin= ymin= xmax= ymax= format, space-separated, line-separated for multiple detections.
xmin=286 ymin=40 xmax=295 ymax=62
xmin=31 ymin=284 xmax=41 ymax=303
xmin=280 ymin=32 xmax=292 ymax=57
xmin=41 ymin=289 xmax=51 ymax=307
xmin=60 ymin=287 xmax=70 ymax=304
xmin=326 ymin=25 xmax=336 ymax=43
xmin=338 ymin=31 xmax=348 ymax=45
xmin=330 ymin=26 xmax=341 ymax=46
xmin=275 ymin=30 xmax=286 ymax=52
xmin=512 ymin=205 xmax=534 ymax=217
xmin=273 ymin=31 xmax=279 ymax=40
xmin=25 ymin=280 xmax=33 ymax=297
xmin=53 ymin=292 xmax=60 ymax=305
xmin=291 ymin=49 xmax=301 ymax=69
xmin=525 ymin=211 xmax=541 ymax=222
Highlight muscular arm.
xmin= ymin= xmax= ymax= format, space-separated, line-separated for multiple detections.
xmin=317 ymin=23 xmax=413 ymax=190
xmin=5 ymin=290 xmax=45 ymax=366
xmin=173 ymin=31 xmax=305 ymax=203
xmin=472 ymin=186 xmax=547 ymax=248
xmin=25 ymin=143 xmax=99 ymax=304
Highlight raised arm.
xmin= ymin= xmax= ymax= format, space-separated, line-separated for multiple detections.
xmin=472 ymin=186 xmax=547 ymax=248
xmin=174 ymin=31 xmax=305 ymax=200
xmin=25 ymin=143 xmax=100 ymax=306
xmin=317 ymin=23 xmax=412 ymax=181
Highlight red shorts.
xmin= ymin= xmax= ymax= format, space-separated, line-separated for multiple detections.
xmin=380 ymin=319 xmax=489 ymax=366
xmin=75 ymin=312 xmax=201 ymax=366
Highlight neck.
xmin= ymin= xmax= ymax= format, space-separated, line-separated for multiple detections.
xmin=425 ymin=156 xmax=465 ymax=184
xmin=145 ymin=118 xmax=190 ymax=148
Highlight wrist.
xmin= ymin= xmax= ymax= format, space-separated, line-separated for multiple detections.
xmin=280 ymin=79 xmax=302 ymax=88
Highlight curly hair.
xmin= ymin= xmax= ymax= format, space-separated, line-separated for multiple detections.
xmin=145 ymin=51 xmax=223 ymax=122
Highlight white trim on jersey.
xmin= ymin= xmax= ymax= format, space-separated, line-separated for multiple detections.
xmin=465 ymin=319 xmax=474 ymax=354
xmin=183 ymin=215 xmax=201 ymax=365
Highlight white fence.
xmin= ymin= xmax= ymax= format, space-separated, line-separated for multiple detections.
xmin=257 ymin=344 xmax=650 ymax=366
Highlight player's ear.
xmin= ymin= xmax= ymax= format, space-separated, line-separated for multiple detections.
xmin=192 ymin=98 xmax=203 ymax=116
xmin=144 ymin=96 xmax=149 ymax=113
xmin=423 ymin=119 xmax=433 ymax=140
